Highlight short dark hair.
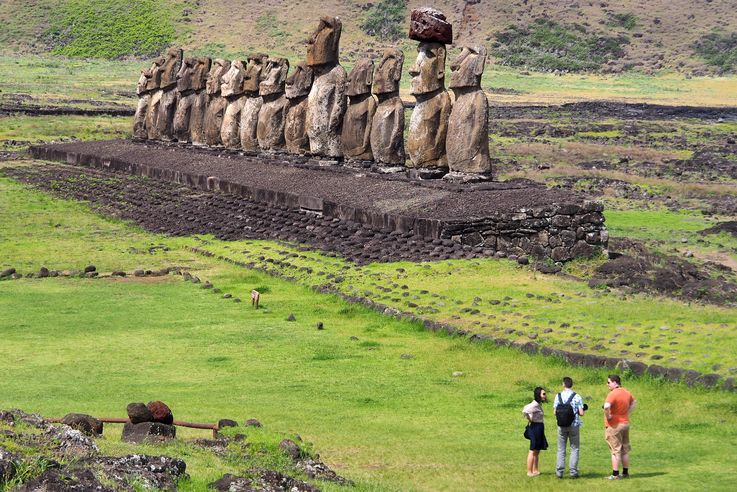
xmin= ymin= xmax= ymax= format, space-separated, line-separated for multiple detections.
xmin=534 ymin=386 xmax=545 ymax=403
xmin=608 ymin=374 xmax=621 ymax=385
xmin=562 ymin=376 xmax=573 ymax=388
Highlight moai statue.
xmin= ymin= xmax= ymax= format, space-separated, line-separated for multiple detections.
xmin=220 ymin=60 xmax=247 ymax=149
xmin=147 ymin=47 xmax=183 ymax=141
xmin=407 ymin=9 xmax=452 ymax=178
xmin=284 ymin=62 xmax=314 ymax=155
xmin=204 ymin=59 xmax=231 ymax=146
xmin=239 ymin=54 xmax=268 ymax=152
xmin=447 ymin=46 xmax=491 ymax=179
xmin=133 ymin=59 xmax=159 ymax=140
xmin=341 ymin=58 xmax=376 ymax=162
xmin=257 ymin=57 xmax=290 ymax=152
xmin=306 ymin=16 xmax=347 ymax=158
xmin=173 ymin=56 xmax=211 ymax=143
xmin=369 ymin=48 xmax=405 ymax=168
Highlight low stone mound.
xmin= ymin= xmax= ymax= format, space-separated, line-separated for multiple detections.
xmin=700 ymin=221 xmax=737 ymax=238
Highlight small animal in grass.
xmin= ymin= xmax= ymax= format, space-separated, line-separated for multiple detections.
xmin=251 ymin=289 xmax=260 ymax=308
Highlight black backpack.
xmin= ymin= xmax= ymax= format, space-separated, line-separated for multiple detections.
xmin=555 ymin=392 xmax=577 ymax=427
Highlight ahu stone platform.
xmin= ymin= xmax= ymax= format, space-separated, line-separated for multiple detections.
xmin=31 ymin=139 xmax=607 ymax=262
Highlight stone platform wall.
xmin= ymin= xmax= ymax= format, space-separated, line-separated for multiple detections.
xmin=31 ymin=144 xmax=607 ymax=262
xmin=442 ymin=203 xmax=608 ymax=262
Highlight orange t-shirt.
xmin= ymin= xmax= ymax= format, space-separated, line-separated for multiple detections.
xmin=605 ymin=387 xmax=634 ymax=427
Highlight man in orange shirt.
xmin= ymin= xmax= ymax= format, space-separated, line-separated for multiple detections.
xmin=603 ymin=374 xmax=636 ymax=480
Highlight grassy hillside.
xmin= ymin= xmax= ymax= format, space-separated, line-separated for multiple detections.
xmin=2 ymin=0 xmax=737 ymax=74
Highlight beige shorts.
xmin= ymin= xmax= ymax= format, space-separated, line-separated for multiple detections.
xmin=605 ymin=423 xmax=631 ymax=455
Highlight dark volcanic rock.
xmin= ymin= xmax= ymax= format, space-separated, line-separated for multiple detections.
xmin=217 ymin=419 xmax=238 ymax=429
xmin=209 ymin=470 xmax=318 ymax=492
xmin=121 ymin=421 xmax=176 ymax=444
xmin=60 ymin=413 xmax=103 ymax=437
xmin=279 ymin=439 xmax=303 ymax=460
xmin=127 ymin=402 xmax=154 ymax=424
xmin=0 ymin=268 xmax=16 ymax=279
xmin=15 ymin=467 xmax=111 ymax=492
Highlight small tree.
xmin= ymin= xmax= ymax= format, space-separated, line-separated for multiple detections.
xmin=361 ymin=0 xmax=406 ymax=42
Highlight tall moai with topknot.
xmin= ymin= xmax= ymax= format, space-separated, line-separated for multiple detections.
xmin=406 ymin=8 xmax=452 ymax=178
xmin=257 ymin=57 xmax=290 ymax=152
xmin=240 ymin=54 xmax=269 ymax=152
xmin=133 ymin=58 xmax=160 ymax=139
xmin=147 ymin=47 xmax=183 ymax=141
xmin=173 ymin=56 xmax=211 ymax=144
xmin=341 ymin=58 xmax=376 ymax=161
xmin=306 ymin=16 xmax=347 ymax=158
xmin=204 ymin=59 xmax=231 ymax=146
xmin=284 ymin=62 xmax=314 ymax=155
xmin=370 ymin=48 xmax=405 ymax=168
xmin=447 ymin=46 xmax=491 ymax=180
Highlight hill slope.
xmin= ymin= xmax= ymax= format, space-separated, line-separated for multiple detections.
xmin=1 ymin=0 xmax=737 ymax=74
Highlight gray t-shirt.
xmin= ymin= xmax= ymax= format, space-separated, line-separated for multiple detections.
xmin=553 ymin=389 xmax=585 ymax=427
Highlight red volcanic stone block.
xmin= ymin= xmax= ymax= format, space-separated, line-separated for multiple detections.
xmin=147 ymin=400 xmax=174 ymax=425
xmin=409 ymin=8 xmax=453 ymax=44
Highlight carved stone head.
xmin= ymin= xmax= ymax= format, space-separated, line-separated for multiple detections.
xmin=242 ymin=54 xmax=268 ymax=93
xmin=450 ymin=46 xmax=486 ymax=89
xmin=346 ymin=58 xmax=374 ymax=97
xmin=206 ymin=59 xmax=231 ymax=95
xmin=285 ymin=62 xmax=314 ymax=99
xmin=306 ymin=16 xmax=342 ymax=66
xmin=159 ymin=47 xmax=183 ymax=89
xmin=259 ymin=58 xmax=290 ymax=96
xmin=176 ymin=57 xmax=196 ymax=92
xmin=145 ymin=57 xmax=164 ymax=92
xmin=409 ymin=42 xmax=446 ymax=95
xmin=373 ymin=48 xmax=404 ymax=95
xmin=137 ymin=66 xmax=153 ymax=95
xmin=221 ymin=60 xmax=246 ymax=98
xmin=192 ymin=57 xmax=212 ymax=91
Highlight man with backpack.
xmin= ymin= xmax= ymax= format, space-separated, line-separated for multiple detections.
xmin=553 ymin=376 xmax=587 ymax=479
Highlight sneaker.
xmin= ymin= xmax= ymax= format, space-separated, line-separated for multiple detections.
xmin=570 ymin=475 xmax=579 ymax=479
xmin=607 ymin=475 xmax=620 ymax=480
xmin=556 ymin=475 xmax=562 ymax=479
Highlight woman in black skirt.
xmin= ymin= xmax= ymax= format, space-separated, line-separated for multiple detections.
xmin=522 ymin=386 xmax=549 ymax=476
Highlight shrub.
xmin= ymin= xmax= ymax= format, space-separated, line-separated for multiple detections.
xmin=692 ymin=32 xmax=737 ymax=73
xmin=608 ymin=12 xmax=638 ymax=30
xmin=45 ymin=0 xmax=177 ymax=59
xmin=361 ymin=0 xmax=406 ymax=42
xmin=493 ymin=18 xmax=629 ymax=72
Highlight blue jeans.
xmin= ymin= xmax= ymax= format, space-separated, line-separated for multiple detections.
xmin=556 ymin=425 xmax=580 ymax=477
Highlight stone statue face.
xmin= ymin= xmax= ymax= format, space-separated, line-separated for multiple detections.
xmin=346 ymin=58 xmax=374 ymax=97
xmin=220 ymin=60 xmax=246 ymax=97
xmin=176 ymin=57 xmax=196 ymax=92
xmin=449 ymin=46 xmax=486 ymax=89
xmin=259 ymin=58 xmax=289 ymax=96
xmin=306 ymin=16 xmax=342 ymax=66
xmin=192 ymin=57 xmax=212 ymax=91
xmin=285 ymin=62 xmax=313 ymax=99
xmin=145 ymin=57 xmax=164 ymax=92
xmin=206 ymin=59 xmax=230 ymax=95
xmin=137 ymin=67 xmax=153 ymax=95
xmin=160 ymin=47 xmax=183 ymax=89
xmin=242 ymin=54 xmax=268 ymax=93
xmin=373 ymin=48 xmax=404 ymax=95
xmin=409 ymin=42 xmax=445 ymax=95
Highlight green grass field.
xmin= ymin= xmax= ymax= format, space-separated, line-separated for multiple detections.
xmin=2 ymin=171 xmax=737 ymax=490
